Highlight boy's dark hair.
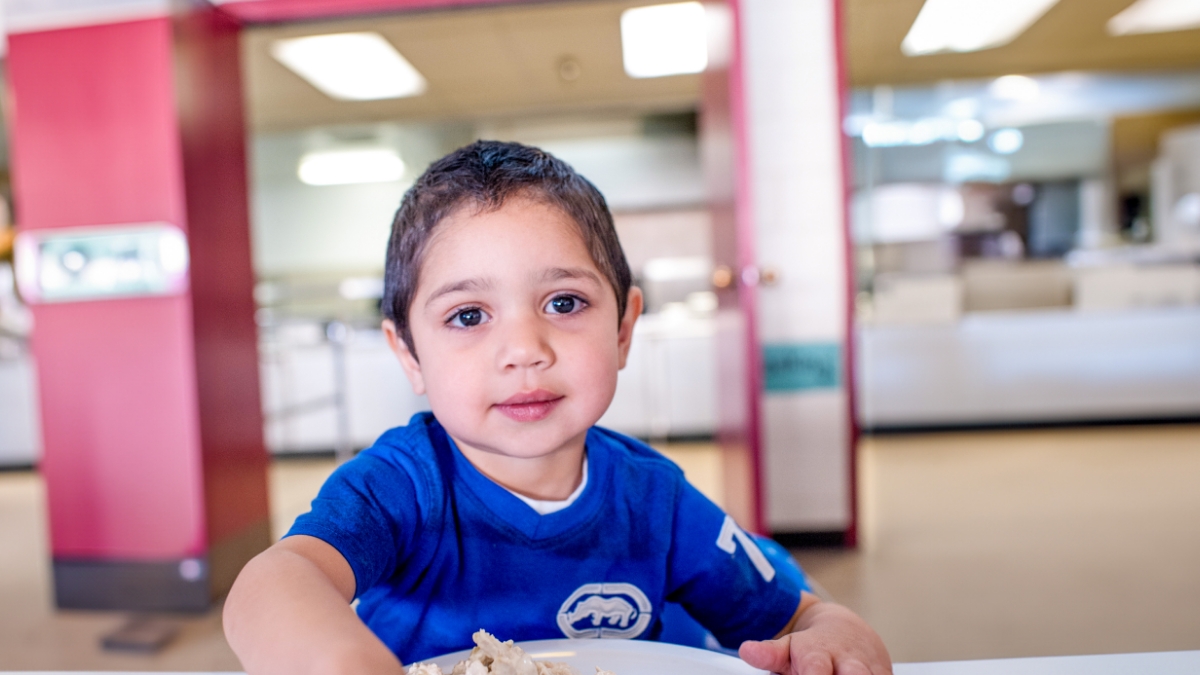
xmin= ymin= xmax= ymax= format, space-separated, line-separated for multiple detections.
xmin=382 ymin=140 xmax=633 ymax=354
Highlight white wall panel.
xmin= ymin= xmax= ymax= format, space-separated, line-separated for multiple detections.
xmin=763 ymin=393 xmax=849 ymax=531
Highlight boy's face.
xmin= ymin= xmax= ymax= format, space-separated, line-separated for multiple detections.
xmin=384 ymin=197 xmax=641 ymax=463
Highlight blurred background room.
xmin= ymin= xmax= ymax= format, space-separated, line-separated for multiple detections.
xmin=0 ymin=0 xmax=1197 ymax=670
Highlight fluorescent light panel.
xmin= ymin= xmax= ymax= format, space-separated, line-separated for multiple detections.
xmin=299 ymin=149 xmax=406 ymax=186
xmin=1108 ymin=0 xmax=1200 ymax=35
xmin=859 ymin=118 xmax=985 ymax=148
xmin=271 ymin=32 xmax=426 ymax=101
xmin=621 ymin=2 xmax=708 ymax=78
xmin=902 ymin=0 xmax=1061 ymax=56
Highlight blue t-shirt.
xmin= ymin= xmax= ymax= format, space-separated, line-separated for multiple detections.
xmin=287 ymin=412 xmax=802 ymax=664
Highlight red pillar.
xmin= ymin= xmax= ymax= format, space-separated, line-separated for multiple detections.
xmin=7 ymin=7 xmax=270 ymax=611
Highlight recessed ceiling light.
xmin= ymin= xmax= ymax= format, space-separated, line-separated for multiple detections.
xmin=989 ymin=128 xmax=1025 ymax=155
xmin=989 ymin=75 xmax=1040 ymax=101
xmin=943 ymin=97 xmax=981 ymax=119
xmin=298 ymin=149 xmax=406 ymax=186
xmin=1108 ymin=0 xmax=1200 ymax=35
xmin=957 ymin=119 xmax=986 ymax=143
xmin=621 ymin=2 xmax=708 ymax=79
xmin=902 ymin=0 xmax=1061 ymax=56
xmin=271 ymin=32 xmax=426 ymax=101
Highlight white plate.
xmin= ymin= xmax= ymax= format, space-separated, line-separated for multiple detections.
xmin=425 ymin=639 xmax=766 ymax=675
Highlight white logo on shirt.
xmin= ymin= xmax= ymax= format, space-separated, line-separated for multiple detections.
xmin=557 ymin=583 xmax=652 ymax=639
xmin=717 ymin=515 xmax=776 ymax=582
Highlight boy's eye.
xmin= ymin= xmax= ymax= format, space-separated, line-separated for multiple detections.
xmin=546 ymin=294 xmax=584 ymax=315
xmin=449 ymin=307 xmax=488 ymax=328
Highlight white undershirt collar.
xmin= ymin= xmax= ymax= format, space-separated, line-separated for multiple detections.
xmin=503 ymin=456 xmax=588 ymax=516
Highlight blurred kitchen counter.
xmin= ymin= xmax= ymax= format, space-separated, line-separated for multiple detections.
xmin=858 ymin=306 xmax=1200 ymax=429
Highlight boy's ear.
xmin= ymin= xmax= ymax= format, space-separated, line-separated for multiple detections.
xmin=616 ymin=286 xmax=643 ymax=370
xmin=382 ymin=319 xmax=426 ymax=396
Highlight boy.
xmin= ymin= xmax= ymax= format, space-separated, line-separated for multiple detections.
xmin=225 ymin=141 xmax=891 ymax=675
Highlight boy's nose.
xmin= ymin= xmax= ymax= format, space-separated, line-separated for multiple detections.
xmin=496 ymin=313 xmax=555 ymax=371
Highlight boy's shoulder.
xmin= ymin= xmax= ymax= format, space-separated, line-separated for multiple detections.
xmin=367 ymin=410 xmax=442 ymax=457
xmin=585 ymin=424 xmax=688 ymax=479
xmin=343 ymin=412 xmax=448 ymax=501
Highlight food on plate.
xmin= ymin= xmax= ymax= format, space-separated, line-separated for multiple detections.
xmin=407 ymin=630 xmax=614 ymax=675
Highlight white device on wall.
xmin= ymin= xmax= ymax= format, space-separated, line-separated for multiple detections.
xmin=14 ymin=223 xmax=190 ymax=304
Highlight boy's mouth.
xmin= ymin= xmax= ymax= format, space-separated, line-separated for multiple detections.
xmin=494 ymin=390 xmax=563 ymax=422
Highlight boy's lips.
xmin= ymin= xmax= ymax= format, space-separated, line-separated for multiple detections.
xmin=494 ymin=390 xmax=563 ymax=422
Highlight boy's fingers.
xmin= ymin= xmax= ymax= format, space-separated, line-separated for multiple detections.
xmin=794 ymin=651 xmax=833 ymax=675
xmin=831 ymin=658 xmax=871 ymax=675
xmin=739 ymin=637 xmax=792 ymax=674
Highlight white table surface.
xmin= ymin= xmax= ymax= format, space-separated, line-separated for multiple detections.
xmin=893 ymin=650 xmax=1200 ymax=675
xmin=9 ymin=648 xmax=1200 ymax=672
xmin=6 ymin=650 xmax=1200 ymax=675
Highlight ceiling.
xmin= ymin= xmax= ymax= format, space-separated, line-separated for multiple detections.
xmin=244 ymin=0 xmax=1200 ymax=132
xmin=846 ymin=0 xmax=1200 ymax=86
xmin=243 ymin=0 xmax=700 ymax=133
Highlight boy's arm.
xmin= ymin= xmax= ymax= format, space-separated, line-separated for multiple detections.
xmin=738 ymin=592 xmax=892 ymax=675
xmin=224 ymin=535 xmax=406 ymax=675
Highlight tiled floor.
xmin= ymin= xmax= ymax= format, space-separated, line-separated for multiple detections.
xmin=0 ymin=469 xmax=238 ymax=671
xmin=1 ymin=425 xmax=1198 ymax=669
xmin=796 ymin=424 xmax=1200 ymax=663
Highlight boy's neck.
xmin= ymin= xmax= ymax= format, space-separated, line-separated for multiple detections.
xmin=452 ymin=433 xmax=587 ymax=501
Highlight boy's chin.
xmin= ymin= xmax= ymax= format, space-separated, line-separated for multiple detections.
xmin=458 ymin=440 xmax=582 ymax=464
xmin=453 ymin=418 xmax=593 ymax=459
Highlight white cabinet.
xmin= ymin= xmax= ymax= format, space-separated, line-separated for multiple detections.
xmin=599 ymin=312 xmax=718 ymax=439
xmin=260 ymin=326 xmax=429 ymax=454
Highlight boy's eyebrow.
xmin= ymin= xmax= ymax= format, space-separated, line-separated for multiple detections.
xmin=425 ymin=277 xmax=493 ymax=306
xmin=539 ymin=267 xmax=603 ymax=285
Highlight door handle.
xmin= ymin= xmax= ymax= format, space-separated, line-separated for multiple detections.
xmin=712 ymin=265 xmax=780 ymax=289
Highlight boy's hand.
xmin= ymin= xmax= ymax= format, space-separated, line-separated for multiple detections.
xmin=738 ymin=595 xmax=892 ymax=675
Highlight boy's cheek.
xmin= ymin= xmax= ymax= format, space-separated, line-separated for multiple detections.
xmin=422 ymin=363 xmax=484 ymax=408
xmin=570 ymin=351 xmax=621 ymax=414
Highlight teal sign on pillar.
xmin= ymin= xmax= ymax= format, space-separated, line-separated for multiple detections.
xmin=763 ymin=343 xmax=841 ymax=392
